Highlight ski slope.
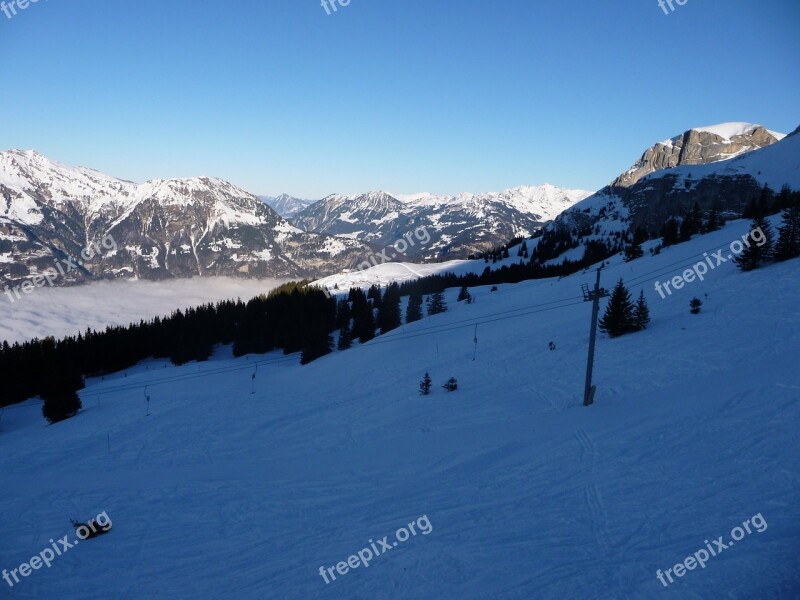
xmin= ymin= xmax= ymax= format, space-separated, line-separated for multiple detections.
xmin=1 ymin=217 xmax=799 ymax=599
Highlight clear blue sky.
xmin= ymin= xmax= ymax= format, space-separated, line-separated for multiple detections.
xmin=1 ymin=0 xmax=798 ymax=198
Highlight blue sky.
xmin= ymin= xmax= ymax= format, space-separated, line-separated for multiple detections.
xmin=1 ymin=0 xmax=798 ymax=198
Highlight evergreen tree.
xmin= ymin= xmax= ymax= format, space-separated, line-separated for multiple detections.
xmin=351 ymin=290 xmax=376 ymax=343
xmin=633 ymin=290 xmax=650 ymax=331
xmin=367 ymin=285 xmax=383 ymax=311
xmin=734 ymin=217 xmax=774 ymax=271
xmin=378 ymin=282 xmax=402 ymax=334
xmin=442 ymin=377 xmax=458 ymax=392
xmin=742 ymin=198 xmax=759 ymax=219
xmin=624 ymin=241 xmax=643 ymax=262
xmin=660 ymin=218 xmax=680 ymax=246
xmin=42 ymin=391 xmax=83 ymax=424
xmin=457 ymin=286 xmax=472 ymax=303
xmin=419 ymin=372 xmax=432 ymax=395
xmin=773 ymin=185 xmax=795 ymax=213
xmin=598 ymin=279 xmax=635 ymax=338
xmin=335 ymin=299 xmax=351 ymax=330
xmin=689 ymin=297 xmax=703 ymax=315
xmin=41 ymin=367 xmax=84 ymax=424
xmin=705 ymin=202 xmax=723 ymax=232
xmin=337 ymin=324 xmax=353 ymax=351
xmin=300 ymin=333 xmax=333 ymax=364
xmin=405 ymin=290 xmax=423 ymax=324
xmin=679 ymin=202 xmax=703 ymax=241
xmin=427 ymin=291 xmax=447 ymax=316
xmin=775 ymin=206 xmax=800 ymax=261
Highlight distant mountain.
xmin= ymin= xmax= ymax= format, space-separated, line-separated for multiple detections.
xmin=292 ymin=185 xmax=591 ymax=260
xmin=535 ymin=123 xmax=798 ymax=264
xmin=259 ymin=194 xmax=317 ymax=218
xmin=614 ymin=123 xmax=784 ymax=188
xmin=0 ymin=151 xmax=371 ymax=288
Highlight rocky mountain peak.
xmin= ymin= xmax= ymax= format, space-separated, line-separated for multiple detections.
xmin=613 ymin=123 xmax=784 ymax=188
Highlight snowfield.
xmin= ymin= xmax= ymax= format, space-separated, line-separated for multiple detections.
xmin=1 ymin=218 xmax=799 ymax=599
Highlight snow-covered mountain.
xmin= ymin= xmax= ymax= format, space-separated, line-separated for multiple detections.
xmin=0 ymin=151 xmax=371 ymax=287
xmin=614 ymin=122 xmax=784 ymax=188
xmin=292 ymin=185 xmax=591 ymax=260
xmin=533 ymin=123 xmax=799 ymax=264
xmin=259 ymin=194 xmax=318 ymax=218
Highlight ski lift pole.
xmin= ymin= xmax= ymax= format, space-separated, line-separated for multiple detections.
xmin=582 ymin=268 xmax=608 ymax=407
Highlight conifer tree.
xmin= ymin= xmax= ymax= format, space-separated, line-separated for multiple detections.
xmin=705 ymin=203 xmax=723 ymax=232
xmin=406 ymin=290 xmax=423 ymax=324
xmin=734 ymin=217 xmax=774 ymax=271
xmin=679 ymin=202 xmax=703 ymax=241
xmin=775 ymin=206 xmax=800 ymax=261
xmin=633 ymin=290 xmax=650 ymax=331
xmin=442 ymin=377 xmax=458 ymax=392
xmin=427 ymin=291 xmax=447 ymax=316
xmin=378 ymin=282 xmax=402 ymax=334
xmin=689 ymin=297 xmax=703 ymax=315
xmin=598 ymin=279 xmax=635 ymax=338
xmin=419 ymin=372 xmax=432 ymax=395
xmin=41 ymin=367 xmax=84 ymax=424
xmin=660 ymin=218 xmax=680 ymax=246
xmin=457 ymin=286 xmax=472 ymax=303
xmin=335 ymin=299 xmax=351 ymax=330
xmin=337 ymin=324 xmax=353 ymax=351
xmin=351 ymin=293 xmax=376 ymax=343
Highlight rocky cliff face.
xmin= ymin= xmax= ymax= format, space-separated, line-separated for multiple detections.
xmin=0 ymin=151 xmax=371 ymax=288
xmin=613 ymin=123 xmax=784 ymax=188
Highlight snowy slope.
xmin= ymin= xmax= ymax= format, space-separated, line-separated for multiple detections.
xmin=1 ymin=217 xmax=799 ymax=599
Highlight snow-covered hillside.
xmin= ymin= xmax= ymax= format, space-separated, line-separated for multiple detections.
xmin=2 ymin=216 xmax=798 ymax=598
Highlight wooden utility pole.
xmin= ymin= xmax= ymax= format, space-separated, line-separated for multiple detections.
xmin=582 ymin=268 xmax=608 ymax=406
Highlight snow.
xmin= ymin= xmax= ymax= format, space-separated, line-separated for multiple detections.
xmin=693 ymin=122 xmax=769 ymax=139
xmin=0 ymin=277 xmax=289 ymax=344
xmin=390 ymin=185 xmax=592 ymax=219
xmin=1 ymin=217 xmax=798 ymax=598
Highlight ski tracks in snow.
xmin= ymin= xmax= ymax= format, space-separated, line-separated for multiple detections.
xmin=574 ymin=429 xmax=613 ymax=554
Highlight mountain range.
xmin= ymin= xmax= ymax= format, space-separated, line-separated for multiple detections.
xmin=0 ymin=151 xmax=371 ymax=287
xmin=1 ymin=122 xmax=795 ymax=290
